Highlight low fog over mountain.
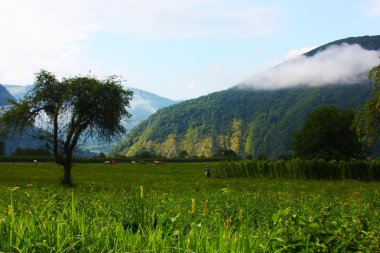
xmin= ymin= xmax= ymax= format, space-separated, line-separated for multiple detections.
xmin=239 ymin=43 xmax=380 ymax=90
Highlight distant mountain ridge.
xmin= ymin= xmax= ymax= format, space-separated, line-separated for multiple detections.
xmin=305 ymin=35 xmax=380 ymax=56
xmin=128 ymin=88 xmax=179 ymax=127
xmin=114 ymin=35 xmax=380 ymax=159
xmin=0 ymin=85 xmax=15 ymax=105
xmin=0 ymin=84 xmax=47 ymax=154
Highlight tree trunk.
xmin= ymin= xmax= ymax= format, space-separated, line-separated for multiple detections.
xmin=62 ymin=162 xmax=73 ymax=186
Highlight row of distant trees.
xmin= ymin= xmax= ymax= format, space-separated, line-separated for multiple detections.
xmin=124 ymin=149 xmax=239 ymax=159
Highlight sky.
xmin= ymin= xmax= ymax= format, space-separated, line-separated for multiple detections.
xmin=0 ymin=0 xmax=380 ymax=100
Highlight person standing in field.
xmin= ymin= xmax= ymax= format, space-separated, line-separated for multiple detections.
xmin=205 ymin=166 xmax=211 ymax=177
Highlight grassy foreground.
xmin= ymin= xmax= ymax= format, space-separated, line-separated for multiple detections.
xmin=0 ymin=162 xmax=380 ymax=252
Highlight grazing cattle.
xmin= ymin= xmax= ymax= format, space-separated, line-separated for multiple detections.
xmin=131 ymin=161 xmax=136 ymax=164
xmin=32 ymin=160 xmax=38 ymax=165
xmin=104 ymin=160 xmax=117 ymax=165
xmin=154 ymin=160 xmax=162 ymax=165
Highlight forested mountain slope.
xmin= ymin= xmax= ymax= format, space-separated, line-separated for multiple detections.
xmin=114 ymin=35 xmax=380 ymax=158
xmin=114 ymin=85 xmax=372 ymax=159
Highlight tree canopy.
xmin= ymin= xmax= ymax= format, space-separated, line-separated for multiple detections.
xmin=354 ymin=63 xmax=380 ymax=148
xmin=1 ymin=70 xmax=133 ymax=186
xmin=291 ymin=106 xmax=363 ymax=160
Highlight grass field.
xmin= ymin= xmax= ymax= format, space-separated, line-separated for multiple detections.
xmin=0 ymin=161 xmax=380 ymax=252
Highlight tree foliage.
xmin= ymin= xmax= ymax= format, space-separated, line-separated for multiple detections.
xmin=13 ymin=147 xmax=51 ymax=156
xmin=1 ymin=70 xmax=133 ymax=186
xmin=0 ymin=140 xmax=4 ymax=155
xmin=213 ymin=149 xmax=238 ymax=158
xmin=354 ymin=64 xmax=380 ymax=147
xmin=291 ymin=106 xmax=363 ymax=160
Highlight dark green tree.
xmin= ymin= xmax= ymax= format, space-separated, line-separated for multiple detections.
xmin=0 ymin=140 xmax=4 ymax=155
xmin=291 ymin=106 xmax=362 ymax=160
xmin=179 ymin=150 xmax=189 ymax=158
xmin=13 ymin=147 xmax=51 ymax=156
xmin=354 ymin=64 xmax=380 ymax=147
xmin=0 ymin=70 xmax=133 ymax=186
xmin=214 ymin=149 xmax=238 ymax=158
xmin=96 ymin=152 xmax=107 ymax=158
xmin=136 ymin=150 xmax=151 ymax=158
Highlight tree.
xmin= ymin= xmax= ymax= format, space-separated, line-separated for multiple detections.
xmin=213 ymin=149 xmax=238 ymax=158
xmin=179 ymin=150 xmax=188 ymax=158
xmin=291 ymin=106 xmax=362 ymax=160
xmin=96 ymin=152 xmax=107 ymax=158
xmin=13 ymin=147 xmax=51 ymax=156
xmin=354 ymin=64 xmax=380 ymax=148
xmin=135 ymin=150 xmax=151 ymax=158
xmin=0 ymin=140 xmax=4 ymax=155
xmin=0 ymin=70 xmax=133 ymax=186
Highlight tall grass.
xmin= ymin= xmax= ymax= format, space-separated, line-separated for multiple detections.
xmin=0 ymin=162 xmax=379 ymax=251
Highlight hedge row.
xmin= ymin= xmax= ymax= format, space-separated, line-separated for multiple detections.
xmin=216 ymin=159 xmax=380 ymax=181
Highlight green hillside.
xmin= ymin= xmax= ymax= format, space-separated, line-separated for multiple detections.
xmin=114 ymin=35 xmax=380 ymax=159
xmin=114 ymin=85 xmax=372 ymax=159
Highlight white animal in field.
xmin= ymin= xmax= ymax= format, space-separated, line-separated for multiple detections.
xmin=104 ymin=160 xmax=117 ymax=165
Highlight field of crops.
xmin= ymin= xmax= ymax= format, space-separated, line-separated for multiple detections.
xmin=0 ymin=161 xmax=380 ymax=252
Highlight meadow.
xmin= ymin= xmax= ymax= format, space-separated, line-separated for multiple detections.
xmin=0 ymin=161 xmax=380 ymax=252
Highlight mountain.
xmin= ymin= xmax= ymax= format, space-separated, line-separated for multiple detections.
xmin=128 ymin=88 xmax=179 ymax=127
xmin=0 ymin=84 xmax=15 ymax=105
xmin=81 ymin=87 xmax=179 ymax=153
xmin=3 ymin=84 xmax=179 ymax=154
xmin=0 ymin=84 xmax=48 ymax=154
xmin=114 ymin=35 xmax=380 ymax=159
xmin=2 ymin=84 xmax=33 ymax=101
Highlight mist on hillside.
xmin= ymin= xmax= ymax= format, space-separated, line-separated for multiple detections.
xmin=239 ymin=44 xmax=380 ymax=89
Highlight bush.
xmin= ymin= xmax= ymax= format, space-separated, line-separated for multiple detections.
xmin=217 ymin=159 xmax=380 ymax=181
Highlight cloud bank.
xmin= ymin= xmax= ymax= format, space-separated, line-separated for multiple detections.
xmin=239 ymin=44 xmax=380 ymax=90
xmin=366 ymin=0 xmax=380 ymax=16
xmin=91 ymin=0 xmax=280 ymax=38
xmin=0 ymin=0 xmax=280 ymax=86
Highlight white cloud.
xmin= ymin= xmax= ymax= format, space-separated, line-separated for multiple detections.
xmin=285 ymin=46 xmax=318 ymax=60
xmin=0 ymin=0 xmax=100 ymax=84
xmin=91 ymin=0 xmax=280 ymax=37
xmin=365 ymin=0 xmax=380 ymax=16
xmin=187 ymin=81 xmax=200 ymax=91
xmin=130 ymin=96 xmax=157 ymax=114
xmin=0 ymin=0 xmax=280 ymax=86
xmin=239 ymin=44 xmax=380 ymax=89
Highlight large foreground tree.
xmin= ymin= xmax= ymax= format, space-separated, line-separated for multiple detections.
xmin=354 ymin=64 xmax=380 ymax=148
xmin=291 ymin=106 xmax=363 ymax=160
xmin=1 ymin=70 xmax=133 ymax=186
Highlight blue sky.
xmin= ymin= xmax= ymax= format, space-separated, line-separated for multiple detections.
xmin=0 ymin=0 xmax=379 ymax=100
